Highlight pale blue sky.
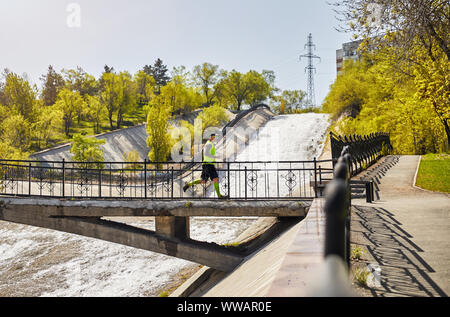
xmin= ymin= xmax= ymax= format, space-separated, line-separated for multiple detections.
xmin=0 ymin=0 xmax=353 ymax=105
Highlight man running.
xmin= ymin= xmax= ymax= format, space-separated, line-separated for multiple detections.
xmin=183 ymin=133 xmax=228 ymax=199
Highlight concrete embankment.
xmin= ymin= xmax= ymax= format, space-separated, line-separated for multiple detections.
xmin=30 ymin=110 xmax=233 ymax=162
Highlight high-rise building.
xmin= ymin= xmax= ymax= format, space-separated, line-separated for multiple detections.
xmin=336 ymin=40 xmax=363 ymax=74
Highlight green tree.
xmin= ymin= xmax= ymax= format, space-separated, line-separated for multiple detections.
xmin=331 ymin=0 xmax=450 ymax=148
xmin=215 ymin=70 xmax=273 ymax=111
xmin=3 ymin=71 xmax=37 ymax=120
xmin=85 ymin=95 xmax=106 ymax=134
xmin=70 ymin=134 xmax=105 ymax=169
xmin=143 ymin=58 xmax=171 ymax=94
xmin=55 ymin=88 xmax=85 ymax=136
xmin=40 ymin=65 xmax=65 ymax=106
xmin=134 ymin=70 xmax=156 ymax=107
xmin=146 ymin=95 xmax=173 ymax=166
xmin=1 ymin=113 xmax=31 ymax=151
xmin=32 ymin=104 xmax=63 ymax=149
xmin=193 ymin=63 xmax=220 ymax=106
xmin=99 ymin=72 xmax=136 ymax=130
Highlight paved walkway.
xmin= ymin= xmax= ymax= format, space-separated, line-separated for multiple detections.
xmin=351 ymin=155 xmax=449 ymax=297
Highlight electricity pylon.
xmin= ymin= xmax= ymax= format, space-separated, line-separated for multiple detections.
xmin=300 ymin=33 xmax=321 ymax=108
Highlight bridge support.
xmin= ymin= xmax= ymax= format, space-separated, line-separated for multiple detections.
xmin=155 ymin=216 xmax=190 ymax=240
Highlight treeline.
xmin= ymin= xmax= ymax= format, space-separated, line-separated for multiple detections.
xmin=0 ymin=59 xmax=308 ymax=160
xmin=324 ymin=0 xmax=449 ymax=155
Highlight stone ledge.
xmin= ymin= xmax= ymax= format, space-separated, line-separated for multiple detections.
xmin=0 ymin=197 xmax=310 ymax=218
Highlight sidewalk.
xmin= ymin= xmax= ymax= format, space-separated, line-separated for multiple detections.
xmin=351 ymin=155 xmax=449 ymax=297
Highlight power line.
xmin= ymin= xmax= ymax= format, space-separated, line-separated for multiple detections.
xmin=299 ymin=33 xmax=321 ymax=108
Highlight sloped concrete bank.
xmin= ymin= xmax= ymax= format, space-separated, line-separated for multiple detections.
xmin=30 ymin=109 xmax=234 ymax=163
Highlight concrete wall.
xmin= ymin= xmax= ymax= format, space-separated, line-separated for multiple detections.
xmin=30 ymin=106 xmax=273 ymax=164
xmin=30 ymin=110 xmax=222 ymax=162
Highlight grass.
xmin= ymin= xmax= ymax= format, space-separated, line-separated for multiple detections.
xmin=415 ymin=153 xmax=450 ymax=193
xmin=351 ymin=246 xmax=366 ymax=261
xmin=353 ymin=266 xmax=371 ymax=288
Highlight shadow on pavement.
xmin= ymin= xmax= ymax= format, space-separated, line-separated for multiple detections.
xmin=351 ymin=204 xmax=447 ymax=297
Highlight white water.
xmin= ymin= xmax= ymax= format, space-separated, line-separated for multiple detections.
xmin=205 ymin=113 xmax=330 ymax=198
xmin=0 ymin=113 xmax=329 ymax=297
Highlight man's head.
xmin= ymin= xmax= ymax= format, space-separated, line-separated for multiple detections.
xmin=210 ymin=134 xmax=216 ymax=141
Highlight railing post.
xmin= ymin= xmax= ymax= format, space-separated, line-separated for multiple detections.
xmin=28 ymin=162 xmax=32 ymax=196
xmin=62 ymin=159 xmax=65 ymax=198
xmin=244 ymin=166 xmax=248 ymax=200
xmin=314 ymin=157 xmax=318 ymax=198
xmin=98 ymin=167 xmax=102 ymax=198
xmin=144 ymin=159 xmax=147 ymax=199
xmin=227 ymin=161 xmax=230 ymax=198
xmin=171 ymin=167 xmax=174 ymax=199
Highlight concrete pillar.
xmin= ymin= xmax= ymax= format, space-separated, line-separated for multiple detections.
xmin=155 ymin=216 xmax=190 ymax=240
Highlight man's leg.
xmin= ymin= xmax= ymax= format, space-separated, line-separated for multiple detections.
xmin=213 ymin=178 xmax=222 ymax=198
xmin=183 ymin=179 xmax=204 ymax=192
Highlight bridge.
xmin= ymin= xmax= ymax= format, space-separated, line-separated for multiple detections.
xmin=0 ymin=158 xmax=326 ymax=272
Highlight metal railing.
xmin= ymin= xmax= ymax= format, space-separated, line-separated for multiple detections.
xmin=0 ymin=158 xmax=334 ymax=200
xmin=330 ymin=131 xmax=392 ymax=176
xmin=324 ymin=146 xmax=352 ymax=267
xmin=308 ymin=146 xmax=354 ymax=297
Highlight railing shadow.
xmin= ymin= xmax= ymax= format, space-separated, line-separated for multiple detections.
xmin=355 ymin=156 xmax=400 ymax=200
xmin=352 ymin=205 xmax=447 ymax=297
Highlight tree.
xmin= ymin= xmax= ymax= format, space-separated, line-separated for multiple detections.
xmin=70 ymin=134 xmax=105 ymax=169
xmin=1 ymin=114 xmax=31 ymax=151
xmin=244 ymin=70 xmax=272 ymax=106
xmin=331 ymin=0 xmax=449 ymax=60
xmin=100 ymin=72 xmax=120 ymax=130
xmin=55 ymin=88 xmax=85 ymax=136
xmin=33 ymin=104 xmax=63 ymax=149
xmin=134 ymin=70 xmax=156 ymax=107
xmin=160 ymin=76 xmax=202 ymax=115
xmin=143 ymin=58 xmax=171 ymax=94
xmin=192 ymin=63 xmax=220 ymax=106
xmin=215 ymin=70 xmax=273 ymax=111
xmin=85 ymin=95 xmax=105 ymax=134
xmin=40 ymin=65 xmax=65 ymax=106
xmin=3 ymin=71 xmax=37 ymax=120
xmin=146 ymin=95 xmax=173 ymax=166
xmin=63 ymin=67 xmax=98 ymax=97
xmin=99 ymin=72 xmax=136 ymax=130
xmin=197 ymin=104 xmax=228 ymax=131
xmin=116 ymin=72 xmax=137 ymax=129
xmin=331 ymin=0 xmax=450 ymax=147
xmin=271 ymin=90 xmax=307 ymax=113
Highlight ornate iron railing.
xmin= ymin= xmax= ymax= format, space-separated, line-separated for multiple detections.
xmin=0 ymin=159 xmax=334 ymax=200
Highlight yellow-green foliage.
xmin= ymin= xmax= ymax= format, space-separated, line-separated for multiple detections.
xmin=197 ymin=104 xmax=228 ymax=130
xmin=324 ymin=49 xmax=447 ymax=155
xmin=146 ymin=95 xmax=174 ymax=165
xmin=70 ymin=134 xmax=105 ymax=169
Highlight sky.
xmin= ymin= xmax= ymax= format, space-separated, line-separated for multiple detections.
xmin=0 ymin=0 xmax=353 ymax=106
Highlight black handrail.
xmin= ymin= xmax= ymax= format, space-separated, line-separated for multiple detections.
xmin=324 ymin=145 xmax=351 ymax=267
xmin=330 ymin=131 xmax=392 ymax=176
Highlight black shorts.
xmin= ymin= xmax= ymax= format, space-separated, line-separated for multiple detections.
xmin=201 ymin=164 xmax=219 ymax=181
